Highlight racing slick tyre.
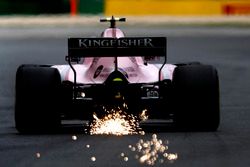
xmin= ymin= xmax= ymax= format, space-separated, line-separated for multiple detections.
xmin=172 ymin=64 xmax=220 ymax=131
xmin=15 ymin=65 xmax=61 ymax=133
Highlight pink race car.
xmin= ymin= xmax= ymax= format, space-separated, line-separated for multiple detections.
xmin=15 ymin=17 xmax=220 ymax=133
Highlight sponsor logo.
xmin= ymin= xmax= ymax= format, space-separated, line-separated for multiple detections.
xmin=78 ymin=38 xmax=154 ymax=48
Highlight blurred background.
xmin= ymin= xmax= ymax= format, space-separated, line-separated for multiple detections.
xmin=0 ymin=0 xmax=103 ymax=15
xmin=0 ymin=0 xmax=250 ymax=16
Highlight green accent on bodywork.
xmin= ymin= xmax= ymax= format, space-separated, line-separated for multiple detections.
xmin=113 ymin=78 xmax=123 ymax=82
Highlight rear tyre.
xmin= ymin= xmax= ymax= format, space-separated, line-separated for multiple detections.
xmin=172 ymin=64 xmax=220 ymax=131
xmin=15 ymin=65 xmax=61 ymax=133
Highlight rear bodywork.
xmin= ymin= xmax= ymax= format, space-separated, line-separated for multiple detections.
xmin=54 ymin=35 xmax=176 ymax=121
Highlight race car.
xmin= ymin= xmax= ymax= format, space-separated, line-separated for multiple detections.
xmin=15 ymin=16 xmax=220 ymax=133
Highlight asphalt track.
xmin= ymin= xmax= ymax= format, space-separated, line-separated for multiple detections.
xmin=0 ymin=24 xmax=250 ymax=167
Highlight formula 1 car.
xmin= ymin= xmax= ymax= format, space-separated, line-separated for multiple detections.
xmin=15 ymin=17 xmax=220 ymax=133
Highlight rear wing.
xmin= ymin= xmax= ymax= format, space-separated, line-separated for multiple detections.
xmin=66 ymin=37 xmax=167 ymax=98
xmin=68 ymin=37 xmax=167 ymax=59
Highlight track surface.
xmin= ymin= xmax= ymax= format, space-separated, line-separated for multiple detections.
xmin=0 ymin=25 xmax=250 ymax=167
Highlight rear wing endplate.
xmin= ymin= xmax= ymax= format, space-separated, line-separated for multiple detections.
xmin=68 ymin=37 xmax=166 ymax=58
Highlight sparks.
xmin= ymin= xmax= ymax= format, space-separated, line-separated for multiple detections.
xmin=139 ymin=109 xmax=148 ymax=121
xmin=36 ymin=152 xmax=41 ymax=159
xmin=89 ymin=109 xmax=140 ymax=136
xmin=72 ymin=135 xmax=77 ymax=141
xmin=89 ymin=101 xmax=149 ymax=136
xmin=128 ymin=134 xmax=178 ymax=166
xmin=91 ymin=156 xmax=96 ymax=162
